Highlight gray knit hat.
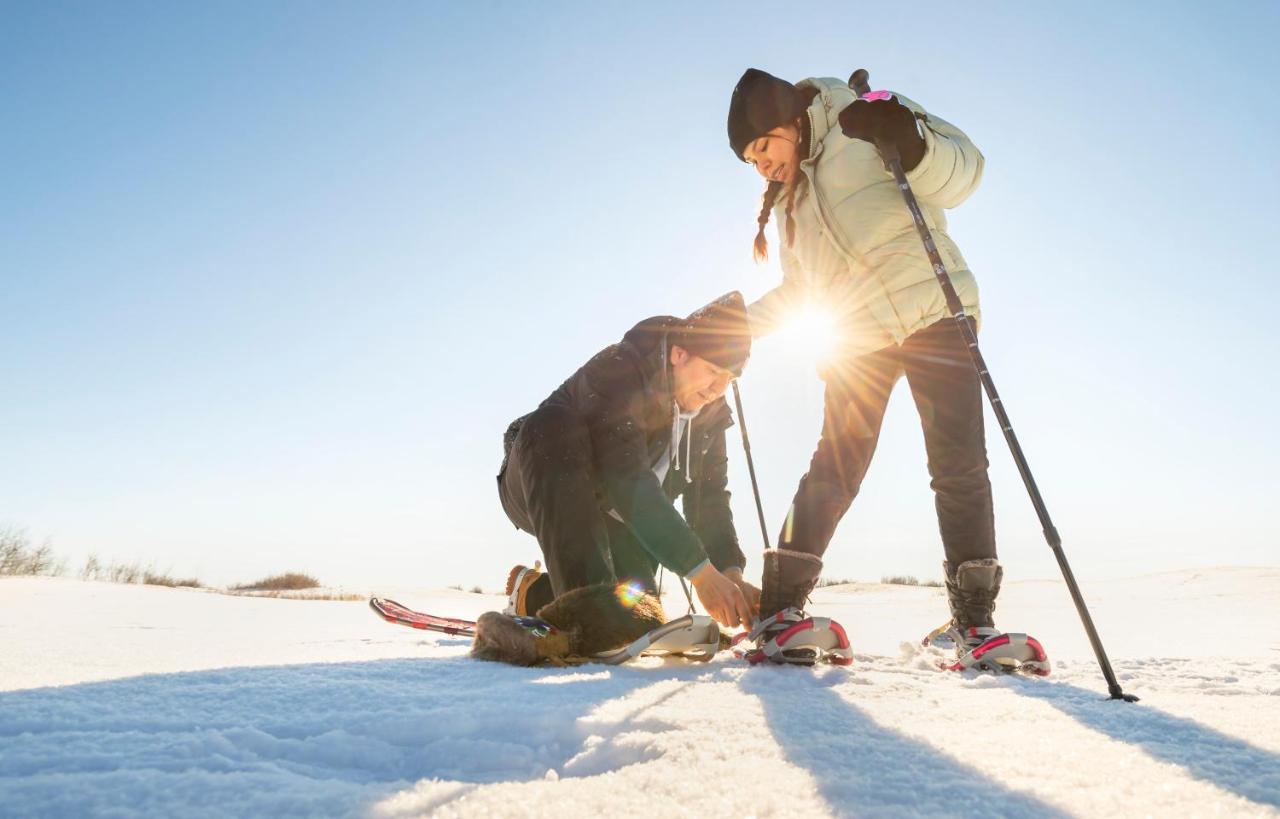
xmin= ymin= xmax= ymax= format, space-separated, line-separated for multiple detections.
xmin=670 ymin=291 xmax=752 ymax=377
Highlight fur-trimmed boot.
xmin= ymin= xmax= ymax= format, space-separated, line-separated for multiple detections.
xmin=471 ymin=582 xmax=666 ymax=666
xmin=470 ymin=611 xmax=570 ymax=666
xmin=743 ymin=550 xmax=853 ymax=666
xmin=943 ymin=558 xmax=1003 ymax=651
xmin=538 ymin=583 xmax=666 ymax=655
xmin=759 ymin=549 xmax=823 ymax=622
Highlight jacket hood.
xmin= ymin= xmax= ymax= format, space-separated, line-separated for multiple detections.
xmin=620 ymin=315 xmax=732 ymax=431
xmin=622 ymin=316 xmax=680 ymax=360
xmin=795 ymin=77 xmax=858 ymax=161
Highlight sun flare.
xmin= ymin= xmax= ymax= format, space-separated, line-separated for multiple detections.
xmin=777 ymin=304 xmax=839 ymax=362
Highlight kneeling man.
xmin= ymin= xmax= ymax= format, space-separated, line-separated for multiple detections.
xmin=477 ymin=292 xmax=757 ymax=664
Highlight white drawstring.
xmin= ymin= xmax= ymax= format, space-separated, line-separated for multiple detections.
xmin=671 ymin=399 xmax=680 ymax=474
xmin=684 ymin=418 xmax=693 ymax=484
xmin=662 ymin=330 xmax=695 ymax=484
xmin=670 ymin=402 xmax=695 ymax=484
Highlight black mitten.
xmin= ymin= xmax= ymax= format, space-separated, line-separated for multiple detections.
xmin=838 ymin=97 xmax=926 ymax=171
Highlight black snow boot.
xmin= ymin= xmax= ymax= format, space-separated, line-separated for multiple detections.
xmin=929 ymin=559 xmax=1050 ymax=675
xmin=944 ymin=558 xmax=1002 ymax=629
xmin=943 ymin=559 xmax=1002 ymax=651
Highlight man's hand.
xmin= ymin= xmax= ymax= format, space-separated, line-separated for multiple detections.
xmin=689 ymin=564 xmax=753 ymax=630
xmin=722 ymin=567 xmax=761 ymax=619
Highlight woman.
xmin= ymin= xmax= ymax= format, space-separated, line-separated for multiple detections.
xmin=726 ymin=68 xmax=1011 ymax=657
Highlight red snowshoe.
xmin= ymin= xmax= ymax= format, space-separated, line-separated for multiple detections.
xmin=734 ymin=607 xmax=853 ymax=667
xmin=924 ymin=623 xmax=1051 ymax=676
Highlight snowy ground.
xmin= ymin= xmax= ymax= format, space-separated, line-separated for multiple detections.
xmin=2 ymin=569 xmax=1278 ymax=818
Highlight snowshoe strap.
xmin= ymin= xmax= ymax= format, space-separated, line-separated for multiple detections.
xmin=922 ymin=620 xmax=955 ymax=648
xmin=741 ymin=607 xmax=806 ymax=645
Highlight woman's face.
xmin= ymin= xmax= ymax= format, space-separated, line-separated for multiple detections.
xmin=742 ymin=124 xmax=801 ymax=184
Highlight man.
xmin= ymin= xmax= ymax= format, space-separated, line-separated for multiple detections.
xmin=473 ymin=292 xmax=757 ymax=665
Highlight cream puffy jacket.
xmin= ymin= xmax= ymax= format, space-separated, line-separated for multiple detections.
xmin=748 ymin=77 xmax=984 ymax=356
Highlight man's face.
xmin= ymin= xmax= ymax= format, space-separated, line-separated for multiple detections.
xmin=670 ymin=345 xmax=735 ymax=413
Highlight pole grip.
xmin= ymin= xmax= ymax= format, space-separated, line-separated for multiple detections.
xmin=848 ymin=68 xmax=871 ymax=98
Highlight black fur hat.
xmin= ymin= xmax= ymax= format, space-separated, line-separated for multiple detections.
xmin=727 ymin=68 xmax=806 ymax=161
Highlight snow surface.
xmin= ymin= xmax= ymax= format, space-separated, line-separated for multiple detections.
xmin=2 ymin=569 xmax=1278 ymax=818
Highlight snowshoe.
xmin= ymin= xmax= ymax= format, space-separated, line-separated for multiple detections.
xmin=369 ymin=597 xmax=478 ymax=636
xmin=374 ymin=586 xmax=717 ymax=665
xmin=594 ymin=614 xmax=722 ymax=665
xmin=734 ymin=607 xmax=853 ymax=667
xmin=472 ymin=610 xmax=719 ymax=666
xmin=924 ymin=622 xmax=1051 ymax=676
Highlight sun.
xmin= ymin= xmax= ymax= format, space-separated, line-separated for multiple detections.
xmin=777 ymin=304 xmax=839 ymax=362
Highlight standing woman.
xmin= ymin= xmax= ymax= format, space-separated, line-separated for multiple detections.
xmin=726 ymin=68 xmax=1015 ymax=656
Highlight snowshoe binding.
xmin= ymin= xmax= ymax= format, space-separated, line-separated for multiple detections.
xmin=736 ymin=550 xmax=853 ymax=667
xmin=735 ymin=607 xmax=853 ymax=666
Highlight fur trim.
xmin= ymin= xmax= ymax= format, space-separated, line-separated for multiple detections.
xmin=470 ymin=611 xmax=570 ymax=666
xmin=536 ymin=582 xmax=666 ymax=656
xmin=952 ymin=558 xmax=1000 ymax=573
xmin=760 ymin=549 xmax=824 ymax=619
xmin=762 ymin=549 xmax=823 ymax=571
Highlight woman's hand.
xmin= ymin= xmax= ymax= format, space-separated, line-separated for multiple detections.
xmin=838 ymin=96 xmax=926 ymax=171
xmin=689 ymin=564 xmax=754 ymax=630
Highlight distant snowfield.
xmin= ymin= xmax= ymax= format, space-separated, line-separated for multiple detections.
xmin=2 ymin=569 xmax=1277 ymax=818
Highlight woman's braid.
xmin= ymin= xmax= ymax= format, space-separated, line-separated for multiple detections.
xmin=753 ymin=181 xmax=784 ymax=262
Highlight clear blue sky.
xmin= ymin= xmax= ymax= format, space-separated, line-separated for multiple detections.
xmin=3 ymin=1 xmax=1277 ymax=589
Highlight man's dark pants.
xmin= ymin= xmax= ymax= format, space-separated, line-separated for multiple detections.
xmin=780 ymin=318 xmax=996 ymax=566
xmin=498 ymin=404 xmax=659 ymax=608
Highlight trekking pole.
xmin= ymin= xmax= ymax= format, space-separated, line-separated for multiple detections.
xmin=732 ymin=380 xmax=772 ymax=550
xmin=849 ymin=69 xmax=1137 ymax=702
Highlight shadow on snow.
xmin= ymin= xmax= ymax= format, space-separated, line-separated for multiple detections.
xmin=741 ymin=669 xmax=1072 ymax=819
xmin=0 ymin=656 xmax=670 ymax=816
xmin=1012 ymin=677 xmax=1280 ymax=809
